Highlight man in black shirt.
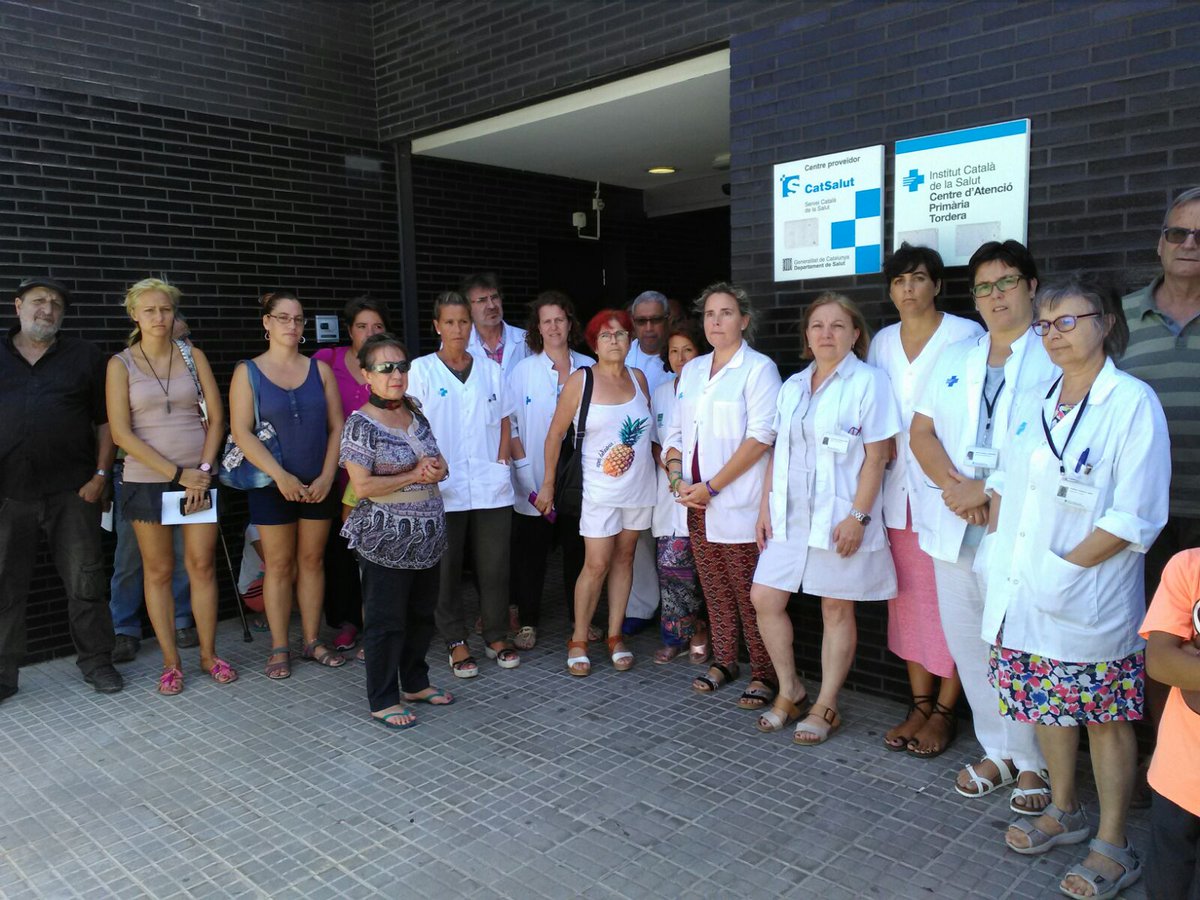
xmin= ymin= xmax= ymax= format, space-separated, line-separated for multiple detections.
xmin=0 ymin=277 xmax=122 ymax=700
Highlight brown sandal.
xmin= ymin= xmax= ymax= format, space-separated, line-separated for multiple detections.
xmin=794 ymin=704 xmax=842 ymax=746
xmin=302 ymin=639 xmax=346 ymax=668
xmin=567 ymin=640 xmax=590 ymax=676
xmin=607 ymin=635 xmax=634 ymax=671
xmin=757 ymin=694 xmax=812 ymax=733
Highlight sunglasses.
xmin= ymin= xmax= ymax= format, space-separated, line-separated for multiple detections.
xmin=1162 ymin=227 xmax=1200 ymax=245
xmin=366 ymin=360 xmax=410 ymax=374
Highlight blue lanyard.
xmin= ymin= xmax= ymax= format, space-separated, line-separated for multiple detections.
xmin=1040 ymin=375 xmax=1089 ymax=475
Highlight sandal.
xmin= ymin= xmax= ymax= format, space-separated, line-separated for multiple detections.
xmin=607 ymin=635 xmax=634 ymax=672
xmin=372 ymin=708 xmax=417 ymax=730
xmin=513 ymin=626 xmax=537 ymax=651
xmin=302 ymin=639 xmax=346 ymax=668
xmin=332 ymin=623 xmax=358 ymax=652
xmin=157 ymin=666 xmax=184 ymax=696
xmin=794 ymin=704 xmax=841 ymax=745
xmin=757 ymin=694 xmax=812 ymax=733
xmin=485 ymin=642 xmax=521 ymax=669
xmin=567 ymin=639 xmax=591 ymax=676
xmin=1006 ymin=803 xmax=1090 ymax=855
xmin=692 ymin=663 xmax=738 ymax=694
xmin=736 ymin=679 xmax=777 ymax=711
xmin=1059 ymin=837 xmax=1141 ymax=900
xmin=884 ymin=693 xmax=932 ymax=751
xmin=1010 ymin=769 xmax=1052 ymax=816
xmin=264 ymin=646 xmax=291 ymax=680
xmin=955 ymin=756 xmax=1017 ymax=799
xmin=447 ymin=640 xmax=478 ymax=679
xmin=355 ymin=647 xmax=365 ymax=663
xmin=203 ymin=658 xmax=238 ymax=685
xmin=653 ymin=643 xmax=686 ymax=665
xmin=403 ymin=687 xmax=454 ymax=705
xmin=906 ymin=701 xmax=957 ymax=759
xmin=688 ymin=625 xmax=710 ymax=664
xmin=586 ymin=623 xmax=604 ymax=643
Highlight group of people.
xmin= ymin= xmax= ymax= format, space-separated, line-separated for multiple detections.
xmin=1 ymin=189 xmax=1198 ymax=900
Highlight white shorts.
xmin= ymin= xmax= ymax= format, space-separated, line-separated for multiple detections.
xmin=579 ymin=502 xmax=653 ymax=539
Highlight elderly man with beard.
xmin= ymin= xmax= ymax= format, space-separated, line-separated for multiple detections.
xmin=0 ymin=277 xmax=121 ymax=702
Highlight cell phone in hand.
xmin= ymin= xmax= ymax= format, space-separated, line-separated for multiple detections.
xmin=529 ymin=490 xmax=557 ymax=523
xmin=179 ymin=494 xmax=212 ymax=516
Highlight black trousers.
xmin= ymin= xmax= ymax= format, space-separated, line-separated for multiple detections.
xmin=323 ymin=517 xmax=363 ymax=631
xmin=509 ymin=510 xmax=585 ymax=628
xmin=0 ymin=490 xmax=114 ymax=690
xmin=359 ymin=555 xmax=440 ymax=713
xmin=1149 ymin=789 xmax=1200 ymax=900
xmin=436 ymin=507 xmax=511 ymax=645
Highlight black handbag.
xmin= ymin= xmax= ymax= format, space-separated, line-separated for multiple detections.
xmin=553 ymin=366 xmax=594 ymax=519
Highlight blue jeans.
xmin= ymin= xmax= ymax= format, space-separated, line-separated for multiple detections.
xmin=109 ymin=467 xmax=192 ymax=637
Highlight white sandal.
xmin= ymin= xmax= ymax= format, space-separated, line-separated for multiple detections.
xmin=955 ymin=756 xmax=1017 ymax=798
xmin=1010 ymin=768 xmax=1052 ymax=816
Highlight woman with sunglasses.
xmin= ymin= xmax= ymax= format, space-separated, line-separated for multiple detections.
xmin=909 ymin=241 xmax=1057 ymax=813
xmin=341 ymin=334 xmax=451 ymax=729
xmin=229 ymin=291 xmax=346 ymax=679
xmin=984 ymin=275 xmax=1169 ymax=900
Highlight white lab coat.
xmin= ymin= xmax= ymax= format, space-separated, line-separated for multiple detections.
xmin=650 ymin=377 xmax=687 ymax=538
xmin=911 ymin=329 xmax=1059 ymax=562
xmin=626 ymin=342 xmax=674 ymax=395
xmin=662 ymin=341 xmax=781 ymax=544
xmin=868 ymin=314 xmax=984 ymax=529
xmin=506 ymin=349 xmax=593 ymax=516
xmin=407 ymin=350 xmax=516 ymax=513
xmin=467 ymin=320 xmax=530 ymax=380
xmin=767 ymin=354 xmax=901 ymax=547
xmin=980 ymin=359 xmax=1170 ymax=662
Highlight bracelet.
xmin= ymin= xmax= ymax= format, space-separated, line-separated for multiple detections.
xmin=668 ymin=476 xmax=682 ymax=490
xmin=704 ymin=480 xmax=720 ymax=497
xmin=171 ymin=466 xmax=183 ymax=487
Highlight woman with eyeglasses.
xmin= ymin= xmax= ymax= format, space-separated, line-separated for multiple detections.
xmin=507 ymin=291 xmax=594 ymax=650
xmin=106 ymin=279 xmax=230 ymax=694
xmin=909 ymin=241 xmax=1058 ymax=813
xmin=661 ymin=283 xmax=782 ymax=709
xmin=229 ymin=291 xmax=346 ymax=679
xmin=537 ymin=309 xmax=655 ymax=675
xmin=984 ymin=275 xmax=1169 ymax=900
xmin=407 ymin=291 xmax=519 ymax=678
xmin=869 ymin=242 xmax=983 ymax=759
xmin=340 ymin=334 xmax=452 ymax=729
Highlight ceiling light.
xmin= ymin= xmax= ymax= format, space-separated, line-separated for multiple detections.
xmin=647 ymin=166 xmax=676 ymax=175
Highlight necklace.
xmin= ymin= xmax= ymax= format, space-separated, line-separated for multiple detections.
xmin=368 ymin=392 xmax=405 ymax=410
xmin=139 ymin=344 xmax=174 ymax=414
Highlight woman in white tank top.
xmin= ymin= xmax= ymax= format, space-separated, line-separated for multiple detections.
xmin=537 ymin=309 xmax=655 ymax=676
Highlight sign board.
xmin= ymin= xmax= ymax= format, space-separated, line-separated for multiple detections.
xmin=892 ymin=119 xmax=1030 ymax=266
xmin=774 ymin=145 xmax=884 ymax=281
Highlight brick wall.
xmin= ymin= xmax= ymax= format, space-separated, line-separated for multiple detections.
xmin=0 ymin=0 xmax=398 ymax=662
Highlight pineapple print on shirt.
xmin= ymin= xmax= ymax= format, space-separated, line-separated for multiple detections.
xmin=599 ymin=415 xmax=648 ymax=477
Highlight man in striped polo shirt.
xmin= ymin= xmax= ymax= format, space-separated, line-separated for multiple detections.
xmin=1118 ymin=187 xmax=1200 ymax=592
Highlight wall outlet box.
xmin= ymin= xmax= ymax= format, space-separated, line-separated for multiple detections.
xmin=315 ymin=315 xmax=339 ymax=343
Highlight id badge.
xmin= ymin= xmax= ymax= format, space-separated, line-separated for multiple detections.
xmin=1055 ymin=477 xmax=1100 ymax=510
xmin=965 ymin=446 xmax=999 ymax=470
xmin=820 ymin=432 xmax=851 ymax=454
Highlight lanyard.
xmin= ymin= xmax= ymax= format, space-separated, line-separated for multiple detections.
xmin=1040 ymin=375 xmax=1089 ymax=474
xmin=982 ymin=377 xmax=1005 ymax=433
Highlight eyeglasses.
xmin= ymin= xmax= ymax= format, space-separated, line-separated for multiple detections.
xmin=470 ymin=293 xmax=502 ymax=305
xmin=1032 ymin=312 xmax=1102 ymax=336
xmin=267 ymin=313 xmax=306 ymax=326
xmin=971 ymin=274 xmax=1025 ymax=299
xmin=1163 ymin=227 xmax=1200 ymax=245
xmin=597 ymin=330 xmax=630 ymax=344
xmin=633 ymin=315 xmax=666 ymax=327
xmin=367 ymin=360 xmax=410 ymax=375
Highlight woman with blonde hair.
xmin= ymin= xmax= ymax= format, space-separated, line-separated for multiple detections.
xmin=106 ymin=279 xmax=231 ymax=694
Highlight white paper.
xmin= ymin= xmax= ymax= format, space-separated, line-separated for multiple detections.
xmin=161 ymin=489 xmax=218 ymax=524
xmin=101 ymin=507 xmax=113 ymax=532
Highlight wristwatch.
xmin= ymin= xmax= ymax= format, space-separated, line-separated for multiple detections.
xmin=199 ymin=463 xmax=213 ymax=474
xmin=94 ymin=468 xmax=109 ymax=479
xmin=849 ymin=508 xmax=871 ymax=525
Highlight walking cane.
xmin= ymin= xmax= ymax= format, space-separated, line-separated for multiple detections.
xmin=217 ymin=526 xmax=253 ymax=642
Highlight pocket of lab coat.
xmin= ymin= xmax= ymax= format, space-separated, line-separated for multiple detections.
xmin=481 ymin=461 xmax=516 ymax=508
xmin=711 ymin=400 xmax=744 ymax=440
xmin=1034 ymin=551 xmax=1099 ymax=627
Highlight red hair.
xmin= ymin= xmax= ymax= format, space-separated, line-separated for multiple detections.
xmin=584 ymin=308 xmax=634 ymax=352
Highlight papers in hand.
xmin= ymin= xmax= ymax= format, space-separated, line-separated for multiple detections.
xmin=162 ymin=489 xmax=218 ymax=524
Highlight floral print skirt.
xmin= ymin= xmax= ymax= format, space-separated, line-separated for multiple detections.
xmin=989 ymin=643 xmax=1144 ymax=726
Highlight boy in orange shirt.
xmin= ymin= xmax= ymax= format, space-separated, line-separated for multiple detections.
xmin=1140 ymin=547 xmax=1200 ymax=900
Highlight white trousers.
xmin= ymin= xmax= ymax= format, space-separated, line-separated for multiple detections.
xmin=625 ymin=530 xmax=660 ymax=619
xmin=934 ymin=544 xmax=1044 ymax=772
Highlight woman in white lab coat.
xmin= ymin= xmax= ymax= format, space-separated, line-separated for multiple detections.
xmin=869 ymin=242 xmax=982 ymax=758
xmin=662 ymin=283 xmax=782 ymax=709
xmin=985 ymin=275 xmax=1168 ymax=900
xmin=909 ymin=241 xmax=1056 ymax=813
xmin=507 ymin=291 xmax=593 ymax=650
xmin=407 ymin=291 xmax=519 ymax=678
xmin=750 ymin=293 xmax=900 ymax=744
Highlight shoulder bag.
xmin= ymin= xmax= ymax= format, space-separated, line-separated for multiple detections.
xmin=219 ymin=360 xmax=283 ymax=490
xmin=553 ymin=366 xmax=593 ymax=520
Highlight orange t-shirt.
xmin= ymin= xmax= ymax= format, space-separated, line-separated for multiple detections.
xmin=1139 ymin=548 xmax=1200 ymax=817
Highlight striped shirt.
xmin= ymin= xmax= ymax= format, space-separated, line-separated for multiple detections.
xmin=1118 ymin=277 xmax=1200 ymax=517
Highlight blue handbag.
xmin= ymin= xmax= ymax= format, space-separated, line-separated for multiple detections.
xmin=219 ymin=360 xmax=283 ymax=490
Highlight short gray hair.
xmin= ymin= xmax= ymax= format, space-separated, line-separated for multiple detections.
xmin=1163 ymin=186 xmax=1200 ymax=228
xmin=629 ymin=290 xmax=668 ymax=316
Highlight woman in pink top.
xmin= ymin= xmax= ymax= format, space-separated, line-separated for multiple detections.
xmin=312 ymin=296 xmax=389 ymax=653
xmin=106 ymin=279 xmax=232 ymax=695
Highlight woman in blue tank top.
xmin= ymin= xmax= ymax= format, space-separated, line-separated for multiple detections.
xmin=229 ymin=290 xmax=346 ymax=680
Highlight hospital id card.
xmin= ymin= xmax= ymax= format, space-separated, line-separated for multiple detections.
xmin=820 ymin=433 xmax=850 ymax=454
xmin=965 ymin=446 xmax=999 ymax=470
xmin=1055 ymin=478 xmax=1099 ymax=510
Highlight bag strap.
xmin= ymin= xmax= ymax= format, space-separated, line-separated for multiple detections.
xmin=176 ymin=339 xmax=202 ymax=397
xmin=244 ymin=359 xmax=264 ymax=428
xmin=574 ymin=366 xmax=594 ymax=452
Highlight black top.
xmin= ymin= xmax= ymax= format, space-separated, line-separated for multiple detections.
xmin=0 ymin=327 xmax=107 ymax=500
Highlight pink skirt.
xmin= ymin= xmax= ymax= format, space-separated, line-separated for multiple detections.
xmin=886 ymin=521 xmax=955 ymax=678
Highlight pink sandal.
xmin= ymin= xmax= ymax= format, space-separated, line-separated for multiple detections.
xmin=158 ymin=666 xmax=184 ymax=696
xmin=205 ymin=658 xmax=238 ymax=684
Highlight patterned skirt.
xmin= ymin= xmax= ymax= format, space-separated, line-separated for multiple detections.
xmin=989 ymin=644 xmax=1145 ymax=726
xmin=656 ymin=535 xmax=704 ymax=646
